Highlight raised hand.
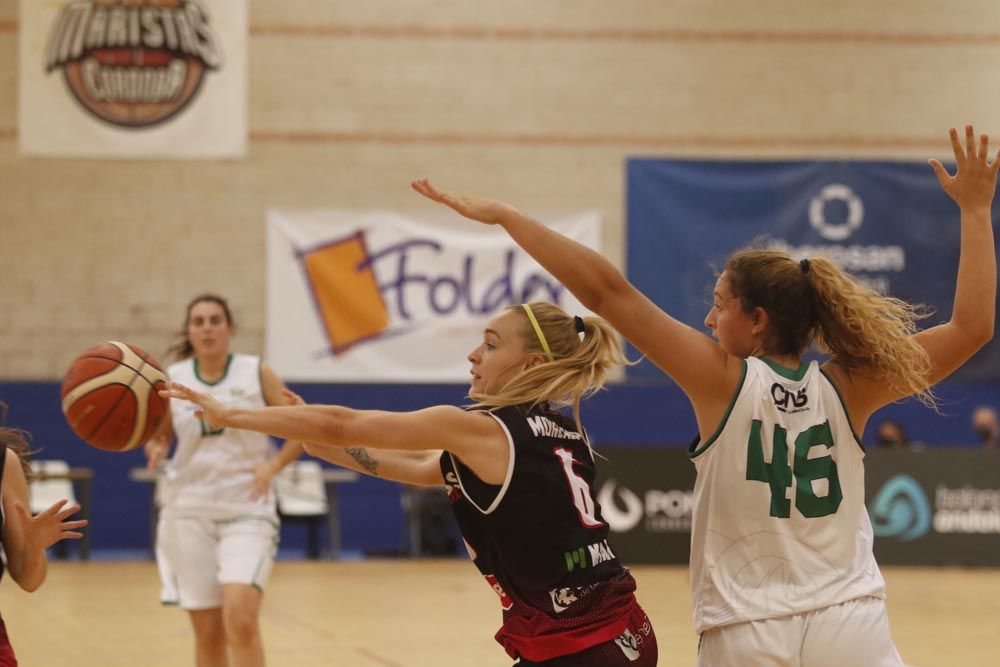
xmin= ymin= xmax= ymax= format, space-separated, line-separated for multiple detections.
xmin=411 ymin=178 xmax=517 ymax=225
xmin=14 ymin=499 xmax=87 ymax=550
xmin=159 ymin=382 xmax=228 ymax=431
xmin=930 ymin=124 xmax=1000 ymax=212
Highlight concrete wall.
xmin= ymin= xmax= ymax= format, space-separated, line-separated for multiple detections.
xmin=1 ymin=0 xmax=999 ymax=377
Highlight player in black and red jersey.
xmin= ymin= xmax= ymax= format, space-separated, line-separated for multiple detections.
xmin=0 ymin=409 xmax=89 ymax=667
xmin=163 ymin=301 xmax=658 ymax=666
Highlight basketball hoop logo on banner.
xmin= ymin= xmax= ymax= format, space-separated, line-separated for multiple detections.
xmin=44 ymin=0 xmax=223 ymax=129
xmin=19 ymin=0 xmax=248 ymax=158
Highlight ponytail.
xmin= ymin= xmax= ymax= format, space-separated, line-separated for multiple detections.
xmin=806 ymin=256 xmax=934 ymax=404
xmin=725 ymin=248 xmax=934 ymax=405
xmin=470 ymin=302 xmax=634 ymax=435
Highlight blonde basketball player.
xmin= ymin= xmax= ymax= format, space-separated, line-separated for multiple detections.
xmin=144 ymin=295 xmax=303 ymax=667
xmin=408 ymin=125 xmax=999 ymax=665
xmin=164 ymin=302 xmax=660 ymax=666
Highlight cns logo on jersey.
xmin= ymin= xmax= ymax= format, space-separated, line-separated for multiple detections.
xmin=869 ymin=474 xmax=931 ymax=541
xmin=45 ymin=0 xmax=223 ymax=128
xmin=770 ymin=383 xmax=808 ymax=413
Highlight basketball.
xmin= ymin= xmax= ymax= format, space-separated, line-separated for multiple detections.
xmin=60 ymin=341 xmax=169 ymax=452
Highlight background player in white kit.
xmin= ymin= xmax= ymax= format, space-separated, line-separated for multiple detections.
xmin=407 ymin=124 xmax=999 ymax=666
xmin=145 ymin=295 xmax=303 ymax=667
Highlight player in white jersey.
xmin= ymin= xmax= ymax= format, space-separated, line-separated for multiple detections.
xmin=409 ymin=124 xmax=1000 ymax=665
xmin=144 ymin=295 xmax=303 ymax=667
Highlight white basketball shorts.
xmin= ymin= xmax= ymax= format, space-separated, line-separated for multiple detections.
xmin=697 ymin=596 xmax=904 ymax=667
xmin=156 ymin=514 xmax=279 ymax=610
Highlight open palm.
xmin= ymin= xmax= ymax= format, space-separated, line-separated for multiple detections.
xmin=15 ymin=499 xmax=87 ymax=550
xmin=930 ymin=124 xmax=1000 ymax=210
xmin=411 ymin=178 xmax=517 ymax=225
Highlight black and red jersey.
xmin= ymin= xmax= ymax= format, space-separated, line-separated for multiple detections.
xmin=0 ymin=442 xmax=7 ymax=582
xmin=0 ymin=442 xmax=17 ymax=667
xmin=440 ymin=403 xmax=638 ymax=662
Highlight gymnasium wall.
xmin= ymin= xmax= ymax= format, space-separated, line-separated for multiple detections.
xmin=1 ymin=1 xmax=1000 ymax=552
xmin=3 ymin=1 xmax=1000 ymax=378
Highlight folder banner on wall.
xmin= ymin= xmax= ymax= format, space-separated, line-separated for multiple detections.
xmin=18 ymin=0 xmax=247 ymax=158
xmin=266 ymin=210 xmax=601 ymax=382
xmin=626 ymin=159 xmax=1000 ymax=381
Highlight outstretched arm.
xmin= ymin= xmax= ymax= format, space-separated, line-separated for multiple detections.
xmin=304 ymin=443 xmax=444 ymax=486
xmin=845 ymin=125 xmax=998 ymax=413
xmin=161 ymin=383 xmax=511 ymax=485
xmin=410 ymin=179 xmax=738 ymax=410
xmin=921 ymin=125 xmax=998 ymax=377
xmin=278 ymin=389 xmax=443 ymax=486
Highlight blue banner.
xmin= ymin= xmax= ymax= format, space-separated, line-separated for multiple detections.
xmin=626 ymin=159 xmax=1000 ymax=381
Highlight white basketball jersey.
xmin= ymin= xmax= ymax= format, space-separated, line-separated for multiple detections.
xmin=688 ymin=356 xmax=885 ymax=634
xmin=163 ymin=354 xmax=276 ymax=518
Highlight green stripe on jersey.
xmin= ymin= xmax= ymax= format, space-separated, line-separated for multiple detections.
xmin=689 ymin=359 xmax=748 ymax=459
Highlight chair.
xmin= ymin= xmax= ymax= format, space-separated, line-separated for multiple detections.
xmin=401 ymin=485 xmax=459 ymax=557
xmin=29 ymin=460 xmax=79 ymax=560
xmin=274 ymin=461 xmax=329 ymax=558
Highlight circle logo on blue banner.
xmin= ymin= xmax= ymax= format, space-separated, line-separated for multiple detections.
xmin=809 ymin=184 xmax=864 ymax=241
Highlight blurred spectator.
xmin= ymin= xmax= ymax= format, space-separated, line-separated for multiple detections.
xmin=971 ymin=406 xmax=1000 ymax=448
xmin=875 ymin=419 xmax=914 ymax=449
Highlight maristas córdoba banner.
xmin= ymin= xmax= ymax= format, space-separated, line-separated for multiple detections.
xmin=266 ymin=210 xmax=602 ymax=382
xmin=18 ymin=0 xmax=247 ymax=158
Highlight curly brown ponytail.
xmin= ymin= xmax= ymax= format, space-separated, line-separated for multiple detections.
xmin=724 ymin=247 xmax=934 ymax=404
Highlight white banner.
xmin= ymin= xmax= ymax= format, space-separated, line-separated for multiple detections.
xmin=18 ymin=0 xmax=247 ymax=158
xmin=266 ymin=210 xmax=602 ymax=382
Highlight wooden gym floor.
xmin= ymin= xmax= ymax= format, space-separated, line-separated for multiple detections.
xmin=0 ymin=560 xmax=996 ymax=666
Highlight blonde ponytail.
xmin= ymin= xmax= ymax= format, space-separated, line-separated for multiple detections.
xmin=470 ymin=302 xmax=633 ymax=434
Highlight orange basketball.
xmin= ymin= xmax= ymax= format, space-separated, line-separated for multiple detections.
xmin=60 ymin=342 xmax=168 ymax=452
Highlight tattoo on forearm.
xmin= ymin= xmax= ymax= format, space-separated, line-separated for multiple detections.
xmin=345 ymin=447 xmax=379 ymax=475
